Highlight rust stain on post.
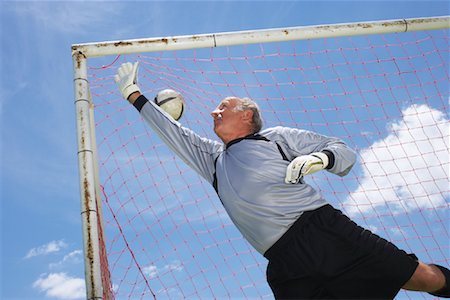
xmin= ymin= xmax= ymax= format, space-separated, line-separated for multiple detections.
xmin=78 ymin=104 xmax=97 ymax=296
xmin=137 ymin=37 xmax=170 ymax=44
xmin=108 ymin=37 xmax=173 ymax=47
xmin=113 ymin=41 xmax=133 ymax=47
xmin=79 ymin=108 xmax=85 ymax=147
xmin=360 ymin=23 xmax=373 ymax=29
xmin=408 ymin=18 xmax=428 ymax=25
xmin=83 ymin=177 xmax=96 ymax=294
xmin=381 ymin=20 xmax=405 ymax=27
xmin=77 ymin=81 xmax=85 ymax=98
xmin=73 ymin=50 xmax=86 ymax=69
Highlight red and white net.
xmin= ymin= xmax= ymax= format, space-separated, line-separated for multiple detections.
xmin=87 ymin=29 xmax=449 ymax=299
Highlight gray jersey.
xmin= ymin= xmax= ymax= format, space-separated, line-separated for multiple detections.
xmin=135 ymin=96 xmax=356 ymax=254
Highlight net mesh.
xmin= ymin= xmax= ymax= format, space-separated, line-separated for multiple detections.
xmin=87 ymin=29 xmax=449 ymax=299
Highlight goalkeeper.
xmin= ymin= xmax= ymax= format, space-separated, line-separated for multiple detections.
xmin=115 ymin=62 xmax=449 ymax=299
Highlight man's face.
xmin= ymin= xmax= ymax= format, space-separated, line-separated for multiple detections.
xmin=211 ymin=97 xmax=248 ymax=143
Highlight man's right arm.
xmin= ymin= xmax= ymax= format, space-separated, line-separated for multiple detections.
xmin=133 ymin=94 xmax=223 ymax=184
xmin=115 ymin=62 xmax=222 ymax=184
xmin=128 ymin=91 xmax=141 ymax=105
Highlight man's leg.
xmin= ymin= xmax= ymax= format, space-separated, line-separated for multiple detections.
xmin=402 ymin=261 xmax=450 ymax=297
xmin=268 ymin=275 xmax=332 ymax=300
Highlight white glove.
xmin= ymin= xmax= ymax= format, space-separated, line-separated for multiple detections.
xmin=114 ymin=62 xmax=141 ymax=100
xmin=285 ymin=152 xmax=329 ymax=184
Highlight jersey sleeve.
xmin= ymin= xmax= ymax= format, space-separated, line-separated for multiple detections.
xmin=263 ymin=126 xmax=356 ymax=177
xmin=133 ymin=95 xmax=223 ymax=183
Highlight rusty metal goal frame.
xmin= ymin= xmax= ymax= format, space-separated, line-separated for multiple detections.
xmin=71 ymin=16 xmax=449 ymax=299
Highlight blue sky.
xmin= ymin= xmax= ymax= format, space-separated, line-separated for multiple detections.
xmin=1 ymin=1 xmax=449 ymax=299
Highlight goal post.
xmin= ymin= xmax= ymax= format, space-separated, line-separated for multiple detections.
xmin=72 ymin=16 xmax=450 ymax=299
xmin=73 ymin=51 xmax=109 ymax=299
xmin=72 ymin=16 xmax=449 ymax=57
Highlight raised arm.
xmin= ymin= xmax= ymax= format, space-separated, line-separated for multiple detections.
xmin=115 ymin=62 xmax=223 ymax=184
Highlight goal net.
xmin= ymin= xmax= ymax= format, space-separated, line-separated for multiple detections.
xmin=73 ymin=17 xmax=449 ymax=299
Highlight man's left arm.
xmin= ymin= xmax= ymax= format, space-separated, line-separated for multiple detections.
xmin=268 ymin=127 xmax=356 ymax=183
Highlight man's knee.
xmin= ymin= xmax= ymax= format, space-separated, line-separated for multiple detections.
xmin=403 ymin=262 xmax=445 ymax=292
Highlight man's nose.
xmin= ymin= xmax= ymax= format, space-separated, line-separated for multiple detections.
xmin=211 ymin=108 xmax=223 ymax=118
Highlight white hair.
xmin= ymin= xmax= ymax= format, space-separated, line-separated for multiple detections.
xmin=234 ymin=97 xmax=263 ymax=133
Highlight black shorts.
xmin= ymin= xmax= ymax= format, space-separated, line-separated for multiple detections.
xmin=264 ymin=205 xmax=419 ymax=299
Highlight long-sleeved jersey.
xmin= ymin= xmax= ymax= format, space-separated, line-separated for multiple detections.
xmin=133 ymin=95 xmax=356 ymax=254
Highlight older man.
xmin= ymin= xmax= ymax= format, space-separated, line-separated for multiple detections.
xmin=115 ymin=62 xmax=449 ymax=299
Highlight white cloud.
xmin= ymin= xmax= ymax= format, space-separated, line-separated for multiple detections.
xmin=49 ymin=250 xmax=83 ymax=270
xmin=143 ymin=260 xmax=184 ymax=279
xmin=344 ymin=104 xmax=449 ymax=216
xmin=166 ymin=260 xmax=184 ymax=272
xmin=143 ymin=265 xmax=158 ymax=278
xmin=33 ymin=272 xmax=86 ymax=300
xmin=25 ymin=240 xmax=68 ymax=259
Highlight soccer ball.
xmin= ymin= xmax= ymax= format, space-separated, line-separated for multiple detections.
xmin=154 ymin=89 xmax=185 ymax=121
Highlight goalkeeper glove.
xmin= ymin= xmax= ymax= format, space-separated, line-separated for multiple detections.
xmin=114 ymin=62 xmax=141 ymax=101
xmin=285 ymin=152 xmax=329 ymax=184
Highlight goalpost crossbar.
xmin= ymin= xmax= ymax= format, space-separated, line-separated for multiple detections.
xmin=72 ymin=16 xmax=450 ymax=58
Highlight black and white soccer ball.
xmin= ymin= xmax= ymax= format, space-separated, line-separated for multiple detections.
xmin=154 ymin=89 xmax=185 ymax=121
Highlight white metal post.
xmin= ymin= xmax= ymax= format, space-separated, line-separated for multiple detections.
xmin=72 ymin=16 xmax=449 ymax=58
xmin=72 ymin=50 xmax=104 ymax=300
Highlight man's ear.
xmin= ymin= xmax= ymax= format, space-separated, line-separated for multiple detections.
xmin=242 ymin=109 xmax=253 ymax=121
